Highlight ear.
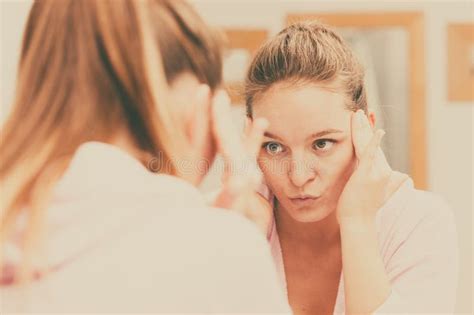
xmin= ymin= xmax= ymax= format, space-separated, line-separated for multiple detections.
xmin=368 ymin=111 xmax=376 ymax=128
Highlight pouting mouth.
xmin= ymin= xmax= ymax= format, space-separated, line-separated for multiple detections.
xmin=289 ymin=194 xmax=320 ymax=200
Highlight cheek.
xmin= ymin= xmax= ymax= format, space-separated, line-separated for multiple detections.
xmin=319 ymin=142 xmax=356 ymax=184
xmin=257 ymin=155 xmax=290 ymax=193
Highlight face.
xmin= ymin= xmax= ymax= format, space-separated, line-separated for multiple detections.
xmin=253 ymin=82 xmax=357 ymax=223
xmin=168 ymin=73 xmax=217 ymax=184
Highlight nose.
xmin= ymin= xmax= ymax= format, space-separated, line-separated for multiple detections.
xmin=288 ymin=152 xmax=317 ymax=188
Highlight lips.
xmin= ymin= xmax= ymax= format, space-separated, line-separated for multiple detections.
xmin=289 ymin=195 xmax=320 ymax=207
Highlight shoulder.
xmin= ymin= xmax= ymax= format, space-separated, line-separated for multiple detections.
xmin=113 ymin=204 xmax=271 ymax=265
xmin=373 ymin=182 xmax=459 ymax=313
xmin=112 ymin=207 xmax=282 ymax=312
xmin=50 ymin=206 xmax=276 ymax=311
xmin=397 ymin=188 xmax=455 ymax=234
xmin=376 ymin=178 xmax=458 ymax=261
xmin=168 ymin=206 xmax=271 ymax=255
xmin=377 ymin=178 xmax=456 ymax=235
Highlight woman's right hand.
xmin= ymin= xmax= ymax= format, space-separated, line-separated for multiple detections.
xmin=209 ymin=90 xmax=272 ymax=235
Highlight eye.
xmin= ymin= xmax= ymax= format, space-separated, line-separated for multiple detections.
xmin=263 ymin=142 xmax=284 ymax=155
xmin=312 ymin=139 xmax=335 ymax=151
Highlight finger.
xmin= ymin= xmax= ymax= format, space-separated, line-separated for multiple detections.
xmin=242 ymin=118 xmax=267 ymax=187
xmin=247 ymin=162 xmax=263 ymax=190
xmin=211 ymin=90 xmax=243 ymax=158
xmin=245 ymin=118 xmax=269 ymax=158
xmin=375 ymin=145 xmax=391 ymax=171
xmin=351 ymin=110 xmax=374 ymax=159
xmin=360 ymin=129 xmax=385 ymax=168
xmin=244 ymin=116 xmax=252 ymax=138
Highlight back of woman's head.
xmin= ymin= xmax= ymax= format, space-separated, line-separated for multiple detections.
xmin=245 ymin=21 xmax=366 ymax=117
xmin=0 ymin=0 xmax=222 ymax=280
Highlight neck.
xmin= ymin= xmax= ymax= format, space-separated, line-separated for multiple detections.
xmin=275 ymin=203 xmax=341 ymax=249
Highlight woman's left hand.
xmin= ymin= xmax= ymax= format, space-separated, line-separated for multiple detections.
xmin=336 ymin=110 xmax=394 ymax=224
xmin=209 ymin=90 xmax=272 ymax=234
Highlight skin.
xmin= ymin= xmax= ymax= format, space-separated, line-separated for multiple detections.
xmin=253 ymin=81 xmax=406 ymax=315
xmin=255 ymin=82 xmax=356 ymax=225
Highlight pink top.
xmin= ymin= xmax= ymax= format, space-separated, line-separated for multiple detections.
xmin=1 ymin=142 xmax=290 ymax=313
xmin=261 ymin=178 xmax=459 ymax=314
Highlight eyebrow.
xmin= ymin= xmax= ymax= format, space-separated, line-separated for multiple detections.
xmin=308 ymin=129 xmax=344 ymax=139
xmin=263 ymin=129 xmax=344 ymax=142
xmin=263 ymin=132 xmax=283 ymax=141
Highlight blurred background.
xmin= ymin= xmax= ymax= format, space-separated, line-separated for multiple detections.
xmin=1 ymin=0 xmax=472 ymax=313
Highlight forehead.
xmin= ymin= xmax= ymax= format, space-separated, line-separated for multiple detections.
xmin=253 ymin=83 xmax=352 ymax=139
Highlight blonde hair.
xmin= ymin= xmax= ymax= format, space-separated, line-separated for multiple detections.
xmin=245 ymin=21 xmax=366 ymax=117
xmin=0 ymin=0 xmax=222 ymax=283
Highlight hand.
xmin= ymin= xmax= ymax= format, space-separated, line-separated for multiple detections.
xmin=336 ymin=110 xmax=395 ymax=224
xmin=209 ymin=90 xmax=272 ymax=234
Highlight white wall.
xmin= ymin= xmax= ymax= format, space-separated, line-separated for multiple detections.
xmin=1 ymin=0 xmax=472 ymax=313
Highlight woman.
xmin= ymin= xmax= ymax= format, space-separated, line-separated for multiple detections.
xmin=0 ymin=0 xmax=289 ymax=312
xmin=245 ymin=21 xmax=458 ymax=315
